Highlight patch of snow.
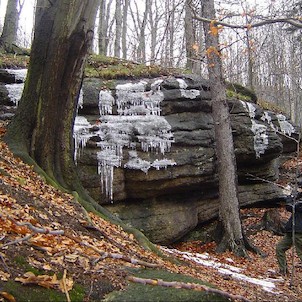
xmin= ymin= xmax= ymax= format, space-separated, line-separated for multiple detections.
xmin=180 ymin=89 xmax=200 ymax=99
xmin=161 ymin=246 xmax=281 ymax=294
xmin=260 ymin=111 xmax=272 ymax=124
xmin=176 ymin=78 xmax=188 ymax=89
xmin=5 ymin=69 xmax=27 ymax=81
xmin=251 ymin=120 xmax=269 ymax=158
xmin=241 ymin=101 xmax=269 ymax=158
xmin=276 ymin=114 xmax=295 ymax=136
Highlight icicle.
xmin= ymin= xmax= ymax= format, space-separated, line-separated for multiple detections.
xmin=78 ymin=89 xmax=84 ymax=110
xmin=94 ymin=79 xmax=176 ymax=201
xmin=73 ymin=116 xmax=92 ymax=163
xmin=99 ymin=90 xmax=115 ymax=116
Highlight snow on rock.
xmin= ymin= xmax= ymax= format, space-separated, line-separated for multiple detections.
xmin=5 ymin=68 xmax=27 ymax=81
xmin=276 ymin=114 xmax=295 ymax=136
xmin=241 ymin=101 xmax=269 ymax=158
xmin=161 ymin=247 xmax=282 ymax=294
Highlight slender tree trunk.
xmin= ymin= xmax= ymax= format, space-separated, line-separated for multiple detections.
xmin=98 ymin=0 xmax=107 ymax=55
xmin=137 ymin=0 xmax=149 ymax=63
xmin=6 ymin=0 xmax=99 ymax=191
xmin=201 ymin=0 xmax=248 ymax=257
xmin=114 ymin=0 xmax=122 ymax=57
xmin=122 ymin=0 xmax=129 ymax=59
xmin=0 ymin=0 xmax=20 ymax=52
xmin=184 ymin=0 xmax=195 ymax=71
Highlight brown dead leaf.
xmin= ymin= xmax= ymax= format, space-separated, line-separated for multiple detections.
xmin=0 ymin=291 xmax=16 ymax=302
xmin=15 ymin=271 xmax=73 ymax=293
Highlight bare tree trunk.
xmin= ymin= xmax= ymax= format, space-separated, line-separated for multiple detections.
xmin=114 ymin=0 xmax=122 ymax=57
xmin=0 ymin=0 xmax=20 ymax=52
xmin=201 ymin=0 xmax=249 ymax=257
xmin=137 ymin=0 xmax=149 ymax=63
xmin=122 ymin=0 xmax=129 ymax=59
xmin=149 ymin=0 xmax=158 ymax=64
xmin=184 ymin=0 xmax=195 ymax=71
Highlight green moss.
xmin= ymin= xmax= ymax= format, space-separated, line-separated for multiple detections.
xmin=0 ymin=53 xmax=30 ymax=68
xmin=226 ymin=82 xmax=257 ymax=103
xmin=0 ymin=280 xmax=85 ymax=302
xmin=103 ymin=268 xmax=228 ymax=302
xmin=13 ymin=256 xmax=46 ymax=276
xmin=85 ymin=55 xmax=182 ymax=79
xmin=257 ymin=99 xmax=285 ymax=113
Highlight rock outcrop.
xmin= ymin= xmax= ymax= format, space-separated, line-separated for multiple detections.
xmin=0 ymin=69 xmax=299 ymax=244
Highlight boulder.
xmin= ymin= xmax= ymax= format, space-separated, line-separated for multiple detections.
xmin=1 ymin=69 xmax=299 ymax=244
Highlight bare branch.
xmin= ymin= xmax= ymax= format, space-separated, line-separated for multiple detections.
xmin=190 ymin=6 xmax=302 ymax=30
xmin=127 ymin=275 xmax=251 ymax=302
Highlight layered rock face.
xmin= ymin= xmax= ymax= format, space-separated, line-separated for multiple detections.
xmin=0 ymin=69 xmax=298 ymax=244
xmin=75 ymin=76 xmax=297 ymax=244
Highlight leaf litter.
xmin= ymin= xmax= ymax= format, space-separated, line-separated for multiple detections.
xmin=0 ymin=120 xmax=302 ymax=301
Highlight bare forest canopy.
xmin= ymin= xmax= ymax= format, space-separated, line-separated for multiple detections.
xmin=0 ymin=0 xmax=302 ymax=127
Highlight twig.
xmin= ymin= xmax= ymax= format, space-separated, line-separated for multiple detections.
xmin=0 ymin=252 xmax=10 ymax=273
xmin=15 ymin=221 xmax=64 ymax=235
xmin=245 ymin=173 xmax=288 ymax=190
xmin=1 ymin=234 xmax=33 ymax=247
xmin=65 ymin=233 xmax=160 ymax=268
xmin=62 ymin=269 xmax=71 ymax=302
xmin=127 ymin=275 xmax=251 ymax=302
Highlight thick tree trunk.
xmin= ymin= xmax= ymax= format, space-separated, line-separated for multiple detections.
xmin=201 ymin=0 xmax=250 ymax=257
xmin=0 ymin=0 xmax=19 ymax=52
xmin=5 ymin=0 xmax=99 ymax=190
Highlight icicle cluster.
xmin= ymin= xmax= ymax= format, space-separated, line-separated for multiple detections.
xmin=93 ymin=80 xmax=176 ymax=201
xmin=241 ymin=101 xmax=295 ymax=159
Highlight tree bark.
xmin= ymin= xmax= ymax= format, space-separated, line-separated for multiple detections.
xmin=122 ymin=0 xmax=129 ymax=59
xmin=5 ymin=0 xmax=99 ymax=191
xmin=0 ymin=0 xmax=20 ymax=52
xmin=201 ymin=0 xmax=248 ymax=257
xmin=114 ymin=0 xmax=122 ymax=57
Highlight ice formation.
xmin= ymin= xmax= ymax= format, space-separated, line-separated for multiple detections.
xmin=242 ymin=101 xmax=296 ymax=158
xmin=260 ymin=110 xmax=295 ymax=137
xmin=276 ymin=114 xmax=295 ymax=136
xmin=241 ymin=101 xmax=269 ymax=158
xmin=75 ymin=79 xmax=176 ymax=201
xmin=73 ymin=116 xmax=93 ymax=162
xmin=5 ymin=83 xmax=24 ymax=106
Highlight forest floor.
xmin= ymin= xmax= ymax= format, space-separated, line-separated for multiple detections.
xmin=1 ymin=118 xmax=302 ymax=302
